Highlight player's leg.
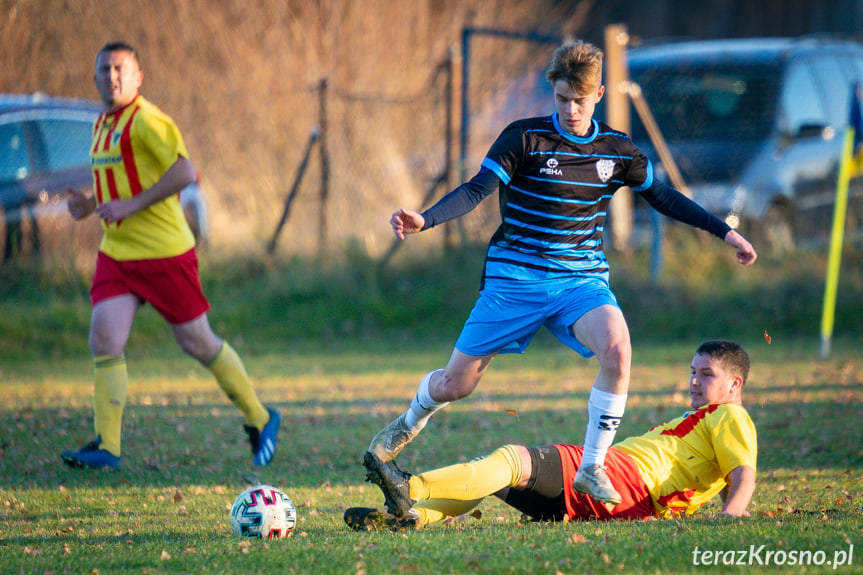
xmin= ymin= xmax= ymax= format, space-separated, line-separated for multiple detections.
xmin=170 ymin=314 xmax=278 ymax=465
xmin=368 ymin=349 xmax=494 ymax=462
xmin=494 ymin=445 xmax=567 ymax=521
xmin=369 ymin=289 xmax=543 ymax=462
xmin=363 ymin=445 xmax=529 ymax=518
xmin=144 ymin=249 xmax=276 ymax=465
xmin=62 ymin=293 xmax=139 ymax=468
xmin=570 ymin=304 xmax=631 ymax=504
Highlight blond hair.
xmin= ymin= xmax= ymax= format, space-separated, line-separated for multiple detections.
xmin=545 ymin=41 xmax=603 ymax=94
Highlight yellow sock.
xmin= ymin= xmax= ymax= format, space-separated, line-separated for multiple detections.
xmin=413 ymin=498 xmax=483 ymax=526
xmin=409 ymin=445 xmax=523 ymax=501
xmin=207 ymin=342 xmax=269 ymax=429
xmin=93 ymin=355 xmax=127 ymax=457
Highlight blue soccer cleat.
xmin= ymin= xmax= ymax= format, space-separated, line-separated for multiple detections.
xmin=61 ymin=436 xmax=121 ymax=470
xmin=245 ymin=407 xmax=281 ymax=466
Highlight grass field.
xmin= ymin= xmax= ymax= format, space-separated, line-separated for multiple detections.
xmin=1 ymin=241 xmax=862 ymax=573
xmin=1 ymin=337 xmax=861 ymax=574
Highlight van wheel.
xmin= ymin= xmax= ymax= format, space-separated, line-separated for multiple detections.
xmin=761 ymin=202 xmax=795 ymax=255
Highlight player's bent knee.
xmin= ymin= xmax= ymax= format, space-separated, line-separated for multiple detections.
xmin=434 ymin=372 xmax=480 ymax=402
xmin=597 ymin=340 xmax=631 ymax=372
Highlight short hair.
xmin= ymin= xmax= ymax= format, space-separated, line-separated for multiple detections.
xmin=545 ymin=41 xmax=603 ymax=94
xmin=97 ymin=42 xmax=140 ymax=67
xmin=696 ymin=340 xmax=750 ymax=385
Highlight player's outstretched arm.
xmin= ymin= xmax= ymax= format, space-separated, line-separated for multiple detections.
xmin=723 ymin=229 xmax=757 ymax=266
xmin=720 ymin=465 xmax=756 ymax=517
xmin=390 ymin=208 xmax=426 ymax=240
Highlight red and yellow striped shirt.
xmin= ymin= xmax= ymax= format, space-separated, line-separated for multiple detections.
xmin=616 ymin=403 xmax=757 ymax=517
xmin=90 ymin=94 xmax=195 ymax=260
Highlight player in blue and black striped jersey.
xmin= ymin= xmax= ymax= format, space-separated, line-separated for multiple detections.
xmin=367 ymin=40 xmax=757 ymax=506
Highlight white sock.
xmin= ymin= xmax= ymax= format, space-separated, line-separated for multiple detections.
xmin=404 ymin=369 xmax=449 ymax=430
xmin=581 ymin=386 xmax=627 ymax=468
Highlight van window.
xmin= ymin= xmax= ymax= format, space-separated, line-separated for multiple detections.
xmin=36 ymin=119 xmax=94 ymax=173
xmin=780 ymin=60 xmax=827 ymax=135
xmin=629 ymin=62 xmax=782 ymax=143
xmin=849 ymin=54 xmax=863 ymax=84
xmin=807 ymin=56 xmax=850 ymax=129
xmin=0 ymin=121 xmax=30 ymax=182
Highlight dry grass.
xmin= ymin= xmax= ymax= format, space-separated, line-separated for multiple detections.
xmin=1 ymin=0 xmax=593 ymax=262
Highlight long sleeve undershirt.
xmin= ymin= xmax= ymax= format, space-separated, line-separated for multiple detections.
xmin=420 ymin=167 xmax=731 ymax=240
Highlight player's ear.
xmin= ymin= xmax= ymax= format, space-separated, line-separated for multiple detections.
xmin=729 ymin=374 xmax=744 ymax=393
xmin=595 ymin=84 xmax=606 ymax=101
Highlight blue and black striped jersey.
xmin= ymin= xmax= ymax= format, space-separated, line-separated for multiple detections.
xmin=422 ymin=114 xmax=730 ymax=292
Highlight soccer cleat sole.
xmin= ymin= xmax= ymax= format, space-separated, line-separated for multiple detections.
xmin=344 ymin=507 xmax=420 ymax=532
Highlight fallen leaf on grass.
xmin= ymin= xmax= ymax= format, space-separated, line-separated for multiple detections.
xmin=504 ymin=409 xmax=519 ymax=421
xmin=763 ymin=331 xmax=772 ymax=344
xmin=160 ymin=550 xmax=171 ymax=560
xmin=173 ymin=491 xmax=183 ymax=503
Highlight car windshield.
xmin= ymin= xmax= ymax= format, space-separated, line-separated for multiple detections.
xmin=628 ymin=61 xmax=783 ymax=143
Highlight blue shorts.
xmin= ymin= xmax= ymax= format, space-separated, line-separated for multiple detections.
xmin=454 ymin=277 xmax=619 ymax=358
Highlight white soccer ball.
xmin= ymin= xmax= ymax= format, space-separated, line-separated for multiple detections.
xmin=230 ymin=485 xmax=297 ymax=540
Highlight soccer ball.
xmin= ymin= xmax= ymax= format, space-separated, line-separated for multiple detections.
xmin=230 ymin=485 xmax=297 ymax=540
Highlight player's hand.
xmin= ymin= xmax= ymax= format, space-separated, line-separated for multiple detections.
xmin=390 ymin=208 xmax=425 ymax=240
xmin=96 ymin=198 xmax=139 ymax=223
xmin=724 ymin=229 xmax=757 ymax=266
xmin=66 ymin=187 xmax=96 ymax=220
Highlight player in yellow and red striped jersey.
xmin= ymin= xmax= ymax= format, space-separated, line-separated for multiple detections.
xmin=346 ymin=340 xmax=756 ymax=530
xmin=61 ymin=42 xmax=280 ymax=470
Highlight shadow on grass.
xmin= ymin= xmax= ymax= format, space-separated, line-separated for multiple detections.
xmin=2 ymin=381 xmax=860 ymax=491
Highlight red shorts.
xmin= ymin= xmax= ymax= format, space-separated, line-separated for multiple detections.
xmin=556 ymin=445 xmax=655 ymax=520
xmin=91 ymin=249 xmax=211 ymax=324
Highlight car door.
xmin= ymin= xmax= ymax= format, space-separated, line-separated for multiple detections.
xmin=25 ymin=110 xmax=97 ymax=209
xmin=773 ymin=54 xmax=843 ymax=245
xmin=0 ymin=118 xmax=31 ymax=214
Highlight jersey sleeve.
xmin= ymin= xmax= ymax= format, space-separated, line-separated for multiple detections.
xmin=709 ymin=405 xmax=758 ymax=479
xmin=135 ymin=107 xmax=189 ymax=175
xmin=479 ymin=120 xmax=528 ymax=185
xmin=620 ymin=140 xmax=654 ymax=191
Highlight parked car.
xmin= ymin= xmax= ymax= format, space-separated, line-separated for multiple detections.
xmin=0 ymin=92 xmax=208 ymax=262
xmin=0 ymin=93 xmax=100 ymax=262
xmin=619 ymin=37 xmax=863 ymax=253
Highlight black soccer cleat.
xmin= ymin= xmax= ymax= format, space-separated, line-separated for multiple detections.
xmin=362 ymin=451 xmax=416 ymax=518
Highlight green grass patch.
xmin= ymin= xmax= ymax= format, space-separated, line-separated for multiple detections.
xmin=1 ymin=237 xmax=862 ymax=572
xmin=1 ymin=340 xmax=861 ymax=574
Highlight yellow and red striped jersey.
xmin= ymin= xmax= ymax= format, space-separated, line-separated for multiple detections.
xmin=615 ymin=403 xmax=757 ymax=518
xmin=90 ymin=94 xmax=195 ymax=260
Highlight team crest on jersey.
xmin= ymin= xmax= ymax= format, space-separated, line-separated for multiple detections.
xmin=540 ymin=157 xmax=563 ymax=176
xmin=596 ymin=159 xmax=615 ymax=182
